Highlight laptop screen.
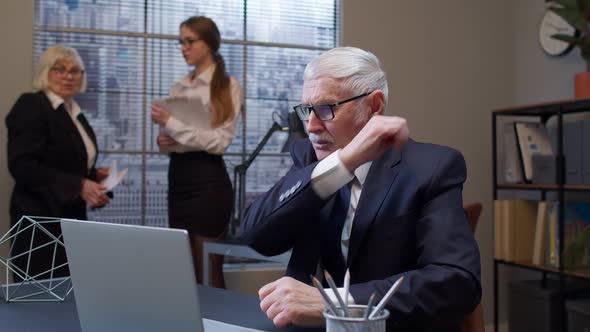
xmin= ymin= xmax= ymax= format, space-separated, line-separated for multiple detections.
xmin=61 ymin=219 xmax=204 ymax=332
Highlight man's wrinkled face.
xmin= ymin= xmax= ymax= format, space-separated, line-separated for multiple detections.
xmin=301 ymin=77 xmax=369 ymax=160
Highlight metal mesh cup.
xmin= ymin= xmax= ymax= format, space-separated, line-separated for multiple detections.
xmin=323 ymin=304 xmax=389 ymax=332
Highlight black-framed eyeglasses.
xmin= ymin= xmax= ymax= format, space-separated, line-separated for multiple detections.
xmin=293 ymin=92 xmax=372 ymax=121
xmin=51 ymin=66 xmax=84 ymax=77
xmin=177 ymin=38 xmax=200 ymax=48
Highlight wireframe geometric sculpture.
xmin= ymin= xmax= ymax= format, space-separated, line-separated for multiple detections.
xmin=0 ymin=216 xmax=73 ymax=302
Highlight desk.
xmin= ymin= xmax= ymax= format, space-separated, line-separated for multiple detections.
xmin=0 ymin=282 xmax=320 ymax=332
xmin=202 ymin=240 xmax=291 ymax=286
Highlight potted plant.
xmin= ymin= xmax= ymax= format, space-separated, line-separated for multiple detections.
xmin=564 ymin=225 xmax=590 ymax=270
xmin=550 ymin=0 xmax=590 ymax=98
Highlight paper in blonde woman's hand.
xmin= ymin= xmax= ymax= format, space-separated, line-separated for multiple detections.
xmin=99 ymin=160 xmax=128 ymax=192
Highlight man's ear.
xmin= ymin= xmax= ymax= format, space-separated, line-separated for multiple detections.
xmin=368 ymin=90 xmax=385 ymax=116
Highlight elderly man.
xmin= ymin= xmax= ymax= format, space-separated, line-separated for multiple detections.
xmin=240 ymin=47 xmax=481 ymax=331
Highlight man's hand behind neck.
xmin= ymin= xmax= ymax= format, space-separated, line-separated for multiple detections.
xmin=339 ymin=115 xmax=409 ymax=173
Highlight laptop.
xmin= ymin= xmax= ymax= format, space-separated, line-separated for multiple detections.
xmin=61 ymin=219 xmax=263 ymax=332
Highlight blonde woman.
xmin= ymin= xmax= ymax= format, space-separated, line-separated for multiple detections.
xmin=6 ymin=45 xmax=110 ymax=281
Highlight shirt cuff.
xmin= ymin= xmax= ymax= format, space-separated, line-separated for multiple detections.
xmin=324 ymin=287 xmax=355 ymax=306
xmin=164 ymin=116 xmax=183 ymax=136
xmin=310 ymin=149 xmax=354 ymax=199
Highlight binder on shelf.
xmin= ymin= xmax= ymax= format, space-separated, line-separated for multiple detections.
xmin=494 ymin=200 xmax=505 ymax=260
xmin=547 ymin=202 xmax=558 ymax=267
xmin=564 ymin=121 xmax=583 ymax=185
xmin=583 ymin=119 xmax=590 ymax=185
xmin=507 ymin=200 xmax=537 ymax=262
xmin=497 ymin=200 xmax=537 ymax=262
xmin=531 ymin=155 xmax=556 ymax=184
xmin=501 ymin=200 xmax=512 ymax=261
xmin=514 ymin=122 xmax=554 ymax=183
xmin=503 ymin=123 xmax=524 ymax=183
xmin=532 ymin=201 xmax=548 ymax=265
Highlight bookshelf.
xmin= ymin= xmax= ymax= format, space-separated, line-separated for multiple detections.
xmin=492 ymin=98 xmax=590 ymax=332
xmin=496 ymin=259 xmax=590 ymax=280
xmin=497 ymin=184 xmax=590 ymax=191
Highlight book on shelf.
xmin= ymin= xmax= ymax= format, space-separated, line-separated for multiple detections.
xmin=502 ymin=123 xmax=524 ymax=184
xmin=494 ymin=199 xmax=537 ymax=262
xmin=564 ymin=121 xmax=583 ymax=185
xmin=547 ymin=202 xmax=558 ymax=267
xmin=494 ymin=200 xmax=505 ymax=260
xmin=532 ymin=201 xmax=548 ymax=265
xmin=514 ymin=122 xmax=553 ymax=183
xmin=584 ymin=119 xmax=590 ymax=185
xmin=496 ymin=117 xmax=540 ymax=184
xmin=507 ymin=200 xmax=537 ymax=262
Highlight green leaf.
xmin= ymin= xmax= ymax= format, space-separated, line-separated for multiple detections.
xmin=564 ymin=226 xmax=590 ymax=270
xmin=554 ymin=0 xmax=581 ymax=10
xmin=552 ymin=33 xmax=585 ymax=45
xmin=550 ymin=7 xmax=587 ymax=31
xmin=553 ymin=0 xmax=577 ymax=8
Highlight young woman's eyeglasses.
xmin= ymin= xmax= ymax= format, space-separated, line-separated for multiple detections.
xmin=51 ymin=66 xmax=84 ymax=77
xmin=293 ymin=92 xmax=372 ymax=121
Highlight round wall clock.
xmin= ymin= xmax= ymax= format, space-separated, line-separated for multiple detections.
xmin=538 ymin=9 xmax=577 ymax=57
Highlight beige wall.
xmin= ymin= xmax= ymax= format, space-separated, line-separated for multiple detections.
xmin=342 ymin=0 xmax=513 ymax=326
xmin=513 ymin=0 xmax=582 ymax=104
xmin=0 ymin=1 xmax=33 ymax=282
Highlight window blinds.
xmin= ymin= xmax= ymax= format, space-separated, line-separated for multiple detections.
xmin=33 ymin=0 xmax=340 ymax=227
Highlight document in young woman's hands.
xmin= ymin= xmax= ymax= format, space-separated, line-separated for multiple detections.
xmin=153 ymin=96 xmax=211 ymax=129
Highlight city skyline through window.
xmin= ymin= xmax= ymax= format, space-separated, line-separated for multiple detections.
xmin=33 ymin=0 xmax=340 ymax=231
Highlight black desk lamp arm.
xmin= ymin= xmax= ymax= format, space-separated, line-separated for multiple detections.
xmin=230 ymin=121 xmax=285 ymax=237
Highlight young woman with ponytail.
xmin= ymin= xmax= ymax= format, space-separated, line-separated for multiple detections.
xmin=151 ymin=16 xmax=242 ymax=288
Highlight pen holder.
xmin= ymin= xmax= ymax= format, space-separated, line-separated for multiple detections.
xmin=323 ymin=304 xmax=389 ymax=332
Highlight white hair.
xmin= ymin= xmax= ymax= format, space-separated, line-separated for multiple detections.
xmin=303 ymin=46 xmax=388 ymax=109
xmin=33 ymin=45 xmax=87 ymax=93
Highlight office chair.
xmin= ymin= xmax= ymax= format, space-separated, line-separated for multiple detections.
xmin=461 ymin=202 xmax=485 ymax=332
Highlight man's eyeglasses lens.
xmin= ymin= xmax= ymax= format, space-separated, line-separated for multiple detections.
xmin=295 ymin=105 xmax=333 ymax=121
xmin=52 ymin=67 xmax=84 ymax=77
xmin=293 ymin=92 xmax=371 ymax=121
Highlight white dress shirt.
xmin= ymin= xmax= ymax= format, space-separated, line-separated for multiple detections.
xmin=310 ymin=148 xmax=372 ymax=304
xmin=45 ymin=90 xmax=96 ymax=171
xmin=163 ymin=65 xmax=242 ymax=155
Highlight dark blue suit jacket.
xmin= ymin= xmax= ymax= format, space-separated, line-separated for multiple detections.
xmin=241 ymin=138 xmax=481 ymax=331
xmin=6 ymin=92 xmax=99 ymax=222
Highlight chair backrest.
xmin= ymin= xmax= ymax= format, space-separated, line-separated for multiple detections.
xmin=464 ymin=202 xmax=483 ymax=234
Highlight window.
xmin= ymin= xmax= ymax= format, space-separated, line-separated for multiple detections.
xmin=33 ymin=0 xmax=340 ymax=230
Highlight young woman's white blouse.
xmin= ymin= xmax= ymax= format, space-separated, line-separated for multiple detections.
xmin=163 ymin=64 xmax=242 ymax=155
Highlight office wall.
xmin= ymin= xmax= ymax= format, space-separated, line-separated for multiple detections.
xmin=0 ymin=1 xmax=33 ymax=282
xmin=342 ymin=0 xmax=513 ymax=327
xmin=513 ymin=0 xmax=582 ymax=104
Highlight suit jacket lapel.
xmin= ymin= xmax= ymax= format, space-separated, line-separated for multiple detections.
xmin=347 ymin=148 xmax=402 ymax=266
xmin=48 ymin=97 xmax=90 ymax=170
xmin=39 ymin=92 xmax=78 ymax=135
xmin=39 ymin=92 xmax=95 ymax=171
